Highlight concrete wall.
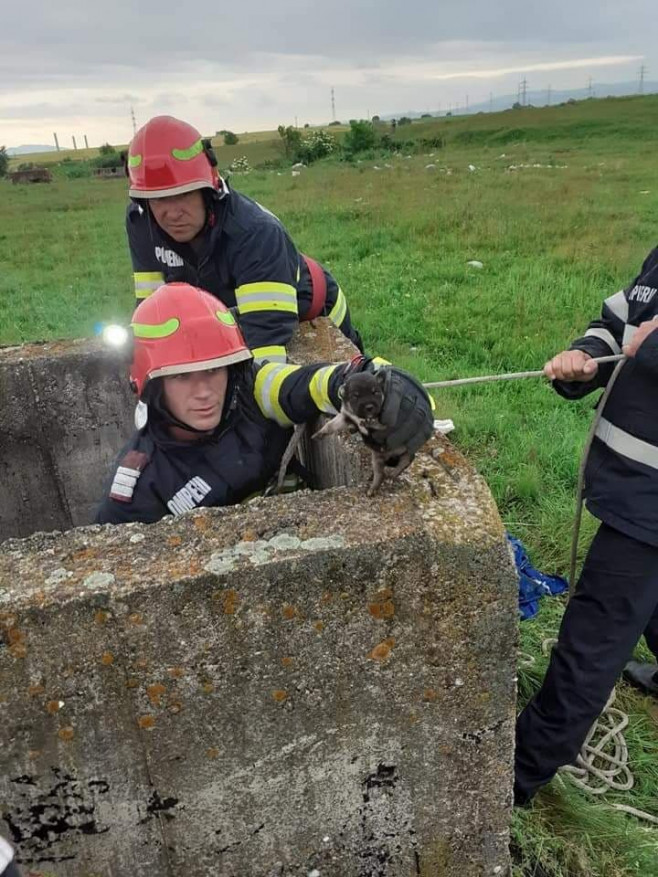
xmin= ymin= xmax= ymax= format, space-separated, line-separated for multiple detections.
xmin=0 ymin=322 xmax=518 ymax=876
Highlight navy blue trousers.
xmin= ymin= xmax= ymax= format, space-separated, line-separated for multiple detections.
xmin=515 ymin=523 xmax=658 ymax=802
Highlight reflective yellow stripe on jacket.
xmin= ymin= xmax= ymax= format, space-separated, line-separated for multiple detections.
xmin=309 ymin=365 xmax=340 ymax=415
xmin=235 ymin=281 xmax=298 ymax=316
xmin=328 ymin=286 xmax=348 ymax=327
xmin=251 ymin=345 xmax=287 ymax=364
xmin=254 ymin=363 xmax=301 ymax=426
xmin=134 ymin=271 xmax=165 ymax=299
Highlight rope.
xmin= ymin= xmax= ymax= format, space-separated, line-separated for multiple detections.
xmin=431 ymin=353 xmax=657 ymax=824
xmin=422 ymin=354 xmax=624 ymax=389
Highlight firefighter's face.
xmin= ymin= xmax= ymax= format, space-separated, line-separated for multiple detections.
xmin=163 ymin=367 xmax=228 ymax=434
xmin=149 ymin=191 xmax=206 ymax=242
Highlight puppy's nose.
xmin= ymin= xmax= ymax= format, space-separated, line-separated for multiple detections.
xmin=364 ymin=403 xmax=376 ymax=416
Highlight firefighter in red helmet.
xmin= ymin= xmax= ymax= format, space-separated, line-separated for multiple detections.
xmin=125 ymin=116 xmax=362 ymax=365
xmin=96 ymin=283 xmax=433 ymax=525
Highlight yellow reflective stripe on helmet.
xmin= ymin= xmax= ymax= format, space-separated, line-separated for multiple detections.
xmin=128 ymin=153 xmax=142 ymax=168
xmin=134 ymin=271 xmax=165 ymax=299
xmin=328 ymin=286 xmax=348 ymax=327
xmin=235 ymin=282 xmax=298 ymax=316
xmin=131 ymin=317 xmax=180 ymax=339
xmin=254 ymin=363 xmax=301 ymax=426
xmin=171 ymin=139 xmax=204 ymax=161
xmin=372 ymin=356 xmax=391 ymax=367
xmin=251 ymin=345 xmax=287 ymax=363
xmin=309 ymin=365 xmax=340 ymax=415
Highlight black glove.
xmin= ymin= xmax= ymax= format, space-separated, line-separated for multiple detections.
xmin=374 ymin=367 xmax=434 ymax=456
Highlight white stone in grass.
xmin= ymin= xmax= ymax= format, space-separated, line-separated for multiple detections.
xmin=425 ymin=163 xmax=436 ymax=171
xmin=468 ymin=164 xmax=477 ymax=171
xmin=291 ymin=170 xmax=301 ymax=177
xmin=467 ymin=260 xmax=484 ymax=269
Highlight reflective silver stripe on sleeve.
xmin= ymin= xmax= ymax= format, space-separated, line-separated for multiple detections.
xmin=584 ymin=327 xmax=621 ymax=354
xmin=622 ymin=324 xmax=637 ymax=347
xmin=603 ymin=290 xmax=629 ymax=324
xmin=595 ymin=416 xmax=658 ymax=471
xmin=110 ymin=482 xmax=134 ymax=498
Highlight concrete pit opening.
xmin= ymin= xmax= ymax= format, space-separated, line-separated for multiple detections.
xmin=0 ymin=320 xmax=518 ymax=876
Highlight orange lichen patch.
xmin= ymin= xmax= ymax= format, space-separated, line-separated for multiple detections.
xmin=193 ymin=515 xmax=211 ymax=532
xmin=272 ymin=690 xmax=288 ymax=703
xmin=167 ymin=535 xmax=183 ymax=547
xmin=127 ymin=613 xmax=144 ymax=626
xmin=134 ymin=657 xmax=149 ymax=669
xmin=313 ymin=621 xmax=325 ymax=632
xmin=408 ymin=712 xmax=419 ymax=724
xmin=28 ymin=750 xmax=42 ymax=760
xmin=100 ymin=652 xmax=114 ymax=666
xmin=281 ymin=657 xmax=294 ymax=668
xmin=46 ymin=700 xmax=62 ymax=714
xmin=169 ymin=702 xmax=183 ymax=714
xmin=70 ymin=547 xmax=99 ymax=562
xmin=8 ymin=628 xmax=23 ymax=645
xmin=138 ymin=715 xmax=156 ymax=730
xmin=9 ymin=641 xmax=27 ymax=659
xmin=34 ymin=590 xmax=46 ymax=608
xmin=368 ymin=637 xmax=397 ymax=663
xmin=28 ymin=684 xmax=45 ymax=697
xmin=146 ymin=683 xmax=167 ymax=707
xmin=368 ymin=601 xmax=395 ymax=620
xmin=223 ymin=589 xmax=239 ymax=615
xmin=94 ymin=610 xmax=111 ymax=625
xmin=319 ymin=591 xmax=334 ymax=605
xmin=240 ymin=529 xmax=257 ymax=542
xmin=376 ymin=587 xmax=393 ymax=601
xmin=423 ymin=689 xmax=438 ymax=702
xmin=167 ymin=667 xmax=185 ymax=679
xmin=206 ymin=747 xmax=220 ymax=759
xmin=201 ymin=682 xmax=214 ymax=694
xmin=126 ymin=678 xmax=139 ymax=689
xmin=282 ymin=604 xmax=300 ymax=621
xmin=0 ymin=612 xmax=17 ymax=629
xmin=58 ymin=727 xmax=75 ymax=741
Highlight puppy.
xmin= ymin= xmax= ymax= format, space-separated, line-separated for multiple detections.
xmin=313 ymin=371 xmax=413 ymax=495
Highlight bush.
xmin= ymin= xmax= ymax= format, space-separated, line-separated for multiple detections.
xmin=328 ymin=120 xmax=341 ymax=126
xmin=59 ymin=161 xmax=91 ymax=179
xmin=0 ymin=146 xmax=9 ymax=178
xmin=277 ymin=125 xmax=302 ymax=159
xmin=223 ymin=131 xmax=239 ymax=145
xmin=343 ymin=120 xmax=377 ymax=157
xmin=398 ymin=116 xmax=413 ymax=126
xmin=229 ymin=155 xmax=251 ymax=174
xmin=99 ymin=143 xmax=116 ymax=156
xmin=297 ymin=129 xmax=337 ymax=163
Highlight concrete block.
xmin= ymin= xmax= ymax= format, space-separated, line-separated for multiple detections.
xmin=0 ymin=435 xmax=517 ymax=876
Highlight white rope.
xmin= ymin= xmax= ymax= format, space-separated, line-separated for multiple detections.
xmin=516 ymin=639 xmax=658 ymax=824
xmin=422 ymin=354 xmax=624 ymax=389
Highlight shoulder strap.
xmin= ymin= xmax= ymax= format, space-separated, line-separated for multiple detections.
xmin=301 ymin=255 xmax=327 ymax=321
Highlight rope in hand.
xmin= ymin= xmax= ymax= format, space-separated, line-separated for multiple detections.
xmin=427 ymin=353 xmax=658 ymax=823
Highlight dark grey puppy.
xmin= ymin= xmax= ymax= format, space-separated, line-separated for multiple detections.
xmin=313 ymin=371 xmax=413 ymax=495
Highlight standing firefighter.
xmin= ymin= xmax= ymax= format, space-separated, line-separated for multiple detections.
xmin=96 ymin=283 xmax=432 ymax=526
xmin=125 ymin=116 xmax=362 ymax=365
xmin=515 ymin=247 xmax=658 ymax=805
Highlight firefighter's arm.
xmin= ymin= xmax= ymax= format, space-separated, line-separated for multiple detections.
xmin=252 ymin=358 xmax=434 ymax=454
xmin=231 ymin=221 xmax=300 ymax=364
xmin=126 ymin=204 xmax=165 ymax=305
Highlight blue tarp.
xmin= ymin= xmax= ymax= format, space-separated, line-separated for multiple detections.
xmin=507 ymin=533 xmax=568 ymax=621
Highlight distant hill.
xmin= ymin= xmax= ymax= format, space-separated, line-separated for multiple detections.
xmin=378 ymin=80 xmax=658 ymax=120
xmin=6 ymin=144 xmax=57 ymax=156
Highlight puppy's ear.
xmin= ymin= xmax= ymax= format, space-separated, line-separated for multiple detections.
xmin=338 ymin=384 xmax=346 ymax=401
xmin=375 ymin=369 xmax=387 ymax=389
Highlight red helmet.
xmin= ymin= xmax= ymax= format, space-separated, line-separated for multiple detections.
xmin=130 ymin=283 xmax=252 ymax=397
xmin=127 ymin=116 xmax=218 ymax=199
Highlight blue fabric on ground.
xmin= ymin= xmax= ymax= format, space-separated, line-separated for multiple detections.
xmin=507 ymin=533 xmax=568 ymax=621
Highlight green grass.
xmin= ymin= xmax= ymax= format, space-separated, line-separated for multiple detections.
xmin=2 ymin=95 xmax=658 ymax=875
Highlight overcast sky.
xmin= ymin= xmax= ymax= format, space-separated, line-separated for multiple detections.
xmin=1 ymin=0 xmax=654 ymax=147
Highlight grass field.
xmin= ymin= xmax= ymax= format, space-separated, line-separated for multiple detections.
xmin=2 ymin=95 xmax=658 ymax=875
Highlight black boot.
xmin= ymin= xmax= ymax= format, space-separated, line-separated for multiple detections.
xmin=623 ymin=660 xmax=658 ymax=697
